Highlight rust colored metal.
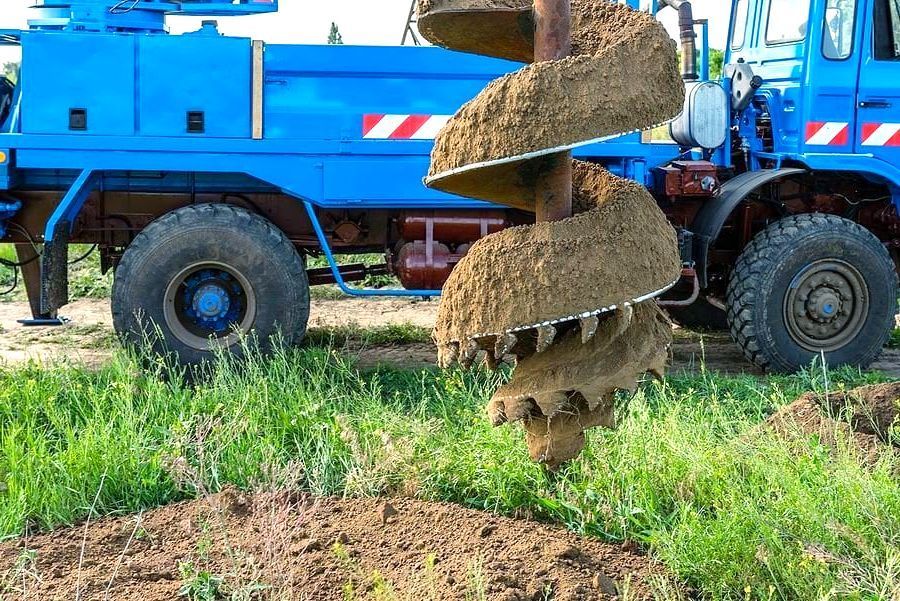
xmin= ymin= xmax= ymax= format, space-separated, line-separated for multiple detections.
xmin=394 ymin=241 xmax=462 ymax=290
xmin=533 ymin=0 xmax=571 ymax=62
xmin=398 ymin=210 xmax=509 ymax=243
xmin=660 ymin=161 xmax=718 ymax=198
xmin=307 ymin=263 xmax=391 ymax=287
xmin=533 ymin=0 xmax=572 ymax=223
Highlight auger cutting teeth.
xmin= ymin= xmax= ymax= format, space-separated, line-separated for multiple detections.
xmin=579 ymin=315 xmax=599 ymax=344
xmin=535 ymin=325 xmax=557 ymax=354
xmin=616 ymin=305 xmax=634 ymax=336
xmin=482 ymin=348 xmax=500 ymax=371
xmin=420 ymin=0 xmax=684 ymax=468
xmin=487 ymin=303 xmax=673 ymax=468
xmin=438 ymin=341 xmax=460 ymax=368
xmin=494 ymin=332 xmax=518 ymax=360
xmin=460 ymin=339 xmax=480 ymax=368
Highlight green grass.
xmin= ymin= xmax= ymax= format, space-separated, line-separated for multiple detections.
xmin=304 ymin=323 xmax=431 ymax=347
xmin=0 ymin=342 xmax=896 ymax=599
xmin=307 ymin=253 xmax=401 ymax=300
xmin=889 ymin=328 xmax=900 ymax=349
xmin=0 ymin=243 xmax=111 ymax=302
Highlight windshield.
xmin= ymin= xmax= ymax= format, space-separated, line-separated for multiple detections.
xmin=731 ymin=0 xmax=750 ymax=49
xmin=767 ymin=0 xmax=811 ymax=45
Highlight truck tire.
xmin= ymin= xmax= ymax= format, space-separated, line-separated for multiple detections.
xmin=112 ymin=203 xmax=310 ymax=366
xmin=666 ymin=297 xmax=728 ymax=331
xmin=726 ymin=214 xmax=898 ymax=373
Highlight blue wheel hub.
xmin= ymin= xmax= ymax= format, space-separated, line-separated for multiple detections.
xmin=180 ymin=269 xmax=244 ymax=334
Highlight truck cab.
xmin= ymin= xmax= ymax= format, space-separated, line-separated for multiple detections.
xmin=681 ymin=0 xmax=900 ymax=371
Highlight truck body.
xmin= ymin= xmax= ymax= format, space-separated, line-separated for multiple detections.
xmin=0 ymin=0 xmax=897 ymax=371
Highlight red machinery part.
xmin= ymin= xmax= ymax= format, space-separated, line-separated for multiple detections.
xmin=397 ymin=210 xmax=510 ymax=243
xmin=393 ymin=211 xmax=513 ymax=290
xmin=394 ymin=241 xmax=457 ymax=290
xmin=659 ymin=160 xmax=719 ymax=198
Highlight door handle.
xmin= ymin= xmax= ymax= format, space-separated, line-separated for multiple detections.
xmin=859 ymin=100 xmax=892 ymax=109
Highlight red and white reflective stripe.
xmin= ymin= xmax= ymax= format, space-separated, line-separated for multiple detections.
xmin=362 ymin=114 xmax=451 ymax=140
xmin=861 ymin=123 xmax=900 ymax=147
xmin=805 ymin=121 xmax=850 ymax=146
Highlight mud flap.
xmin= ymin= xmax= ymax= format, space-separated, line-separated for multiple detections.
xmin=40 ymin=220 xmax=69 ymax=316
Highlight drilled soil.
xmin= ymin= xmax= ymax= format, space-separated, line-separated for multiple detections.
xmin=0 ymin=493 xmax=669 ymax=600
xmin=488 ymin=303 xmax=672 ymax=468
xmin=434 ymin=163 xmax=681 ymax=347
xmin=418 ymin=0 xmax=680 ymax=62
xmin=426 ymin=2 xmax=684 ymax=206
xmin=766 ymin=382 xmax=899 ymax=464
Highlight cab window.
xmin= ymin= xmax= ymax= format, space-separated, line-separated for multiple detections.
xmin=731 ymin=0 xmax=750 ymax=50
xmin=766 ymin=0 xmax=810 ymax=45
xmin=874 ymin=0 xmax=900 ymax=59
xmin=823 ymin=0 xmax=857 ymax=59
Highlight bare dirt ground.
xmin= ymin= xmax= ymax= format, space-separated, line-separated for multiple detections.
xmin=0 ymin=493 xmax=669 ymax=601
xmin=0 ymin=298 xmax=898 ymax=377
xmin=764 ymin=382 xmax=899 ymax=465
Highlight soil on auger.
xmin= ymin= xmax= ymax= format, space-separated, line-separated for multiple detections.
xmin=489 ymin=302 xmax=672 ymax=468
xmin=419 ymin=0 xmax=685 ymax=469
xmin=433 ymin=162 xmax=681 ymax=346
xmin=425 ymin=2 xmax=684 ymax=209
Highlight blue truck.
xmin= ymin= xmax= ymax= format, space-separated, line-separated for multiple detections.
xmin=0 ymin=0 xmax=897 ymax=373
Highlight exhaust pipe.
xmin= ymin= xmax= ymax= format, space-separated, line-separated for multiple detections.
xmin=658 ymin=0 xmax=698 ymax=81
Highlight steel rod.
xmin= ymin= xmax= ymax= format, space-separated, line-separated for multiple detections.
xmin=533 ymin=0 xmax=572 ymax=223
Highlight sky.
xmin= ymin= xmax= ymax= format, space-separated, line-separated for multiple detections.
xmin=0 ymin=0 xmax=733 ymax=64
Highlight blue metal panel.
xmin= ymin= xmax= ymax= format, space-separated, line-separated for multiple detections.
xmin=138 ymin=33 xmax=251 ymax=138
xmin=22 ymin=31 xmax=135 ymax=136
xmin=263 ymin=44 xmax=515 ymax=141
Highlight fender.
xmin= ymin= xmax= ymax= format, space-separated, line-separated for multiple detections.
xmin=692 ymin=167 xmax=807 ymax=287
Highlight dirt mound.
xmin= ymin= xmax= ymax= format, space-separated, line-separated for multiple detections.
xmin=434 ymin=163 xmax=680 ymax=348
xmin=0 ymin=493 xmax=670 ymax=600
xmin=816 ymin=382 xmax=899 ymax=441
xmin=489 ymin=303 xmax=672 ymax=468
xmin=425 ymin=3 xmax=683 ymax=207
xmin=766 ymin=383 xmax=899 ymax=464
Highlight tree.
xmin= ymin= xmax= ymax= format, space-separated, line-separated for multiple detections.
xmin=675 ymin=49 xmax=725 ymax=81
xmin=709 ymin=48 xmax=725 ymax=81
xmin=1 ymin=62 xmax=19 ymax=84
xmin=327 ymin=22 xmax=343 ymax=45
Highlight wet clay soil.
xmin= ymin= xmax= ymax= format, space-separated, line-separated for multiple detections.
xmin=0 ymin=493 xmax=669 ymax=601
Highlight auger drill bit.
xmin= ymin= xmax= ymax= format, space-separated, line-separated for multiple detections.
xmin=418 ymin=0 xmax=685 ymax=468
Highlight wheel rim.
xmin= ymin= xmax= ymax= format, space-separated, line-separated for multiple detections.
xmin=783 ymin=259 xmax=869 ymax=353
xmin=163 ymin=262 xmax=257 ymax=351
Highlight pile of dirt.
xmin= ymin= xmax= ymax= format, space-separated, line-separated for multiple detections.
xmin=424 ymin=2 xmax=683 ymax=207
xmin=766 ymin=382 xmax=899 ymax=464
xmin=489 ymin=303 xmax=672 ymax=468
xmin=434 ymin=162 xmax=680 ymax=348
xmin=0 ymin=493 xmax=671 ymax=600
